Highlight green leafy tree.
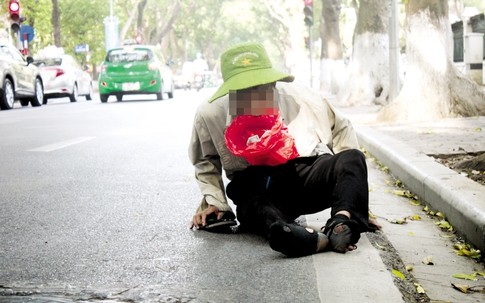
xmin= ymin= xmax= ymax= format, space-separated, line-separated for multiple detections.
xmin=56 ymin=0 xmax=110 ymax=65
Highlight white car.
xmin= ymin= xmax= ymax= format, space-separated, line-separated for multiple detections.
xmin=0 ymin=43 xmax=44 ymax=110
xmin=33 ymin=54 xmax=93 ymax=104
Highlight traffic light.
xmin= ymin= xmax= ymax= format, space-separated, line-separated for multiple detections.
xmin=9 ymin=0 xmax=21 ymax=33
xmin=303 ymin=0 xmax=313 ymax=27
xmin=304 ymin=36 xmax=309 ymax=49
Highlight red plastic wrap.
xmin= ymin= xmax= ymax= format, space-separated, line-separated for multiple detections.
xmin=225 ymin=114 xmax=299 ymax=166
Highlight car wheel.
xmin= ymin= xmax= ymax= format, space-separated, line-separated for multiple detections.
xmin=69 ymin=84 xmax=79 ymax=102
xmin=167 ymin=84 xmax=174 ymax=99
xmin=115 ymin=94 xmax=122 ymax=101
xmin=156 ymin=84 xmax=164 ymax=100
xmin=100 ymin=94 xmax=109 ymax=103
xmin=85 ymin=84 xmax=93 ymax=101
xmin=30 ymin=78 xmax=43 ymax=107
xmin=0 ymin=78 xmax=15 ymax=110
xmin=20 ymin=100 xmax=30 ymax=106
xmin=42 ymin=95 xmax=48 ymax=104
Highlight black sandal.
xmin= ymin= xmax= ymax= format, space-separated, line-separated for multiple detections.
xmin=199 ymin=212 xmax=237 ymax=233
xmin=268 ymin=221 xmax=319 ymax=257
xmin=322 ymin=214 xmax=361 ymax=253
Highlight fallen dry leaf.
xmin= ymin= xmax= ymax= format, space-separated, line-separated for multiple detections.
xmin=435 ymin=212 xmax=445 ymax=219
xmin=375 ymin=242 xmax=387 ymax=250
xmin=391 ymin=218 xmax=407 ymax=225
xmin=393 ymin=189 xmax=417 ymax=199
xmin=410 ymin=215 xmax=421 ymax=221
xmin=452 ymin=273 xmax=477 ymax=281
xmin=434 ymin=220 xmax=451 ymax=229
xmin=409 ymin=200 xmax=422 ymax=206
xmin=453 ymin=244 xmax=482 ymax=259
xmin=422 ymin=255 xmax=434 ymax=265
xmin=392 ymin=269 xmax=405 ymax=280
xmin=414 ymin=283 xmax=425 ymax=294
xmin=423 ymin=205 xmax=436 ymax=216
xmin=439 ymin=234 xmax=454 ymax=239
xmin=451 ymin=283 xmax=469 ymax=293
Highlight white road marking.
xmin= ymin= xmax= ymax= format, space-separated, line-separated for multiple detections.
xmin=28 ymin=136 xmax=96 ymax=152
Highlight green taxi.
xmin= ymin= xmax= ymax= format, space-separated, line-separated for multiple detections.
xmin=98 ymin=44 xmax=174 ymax=102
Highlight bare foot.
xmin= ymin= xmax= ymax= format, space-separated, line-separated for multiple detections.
xmin=345 ymin=245 xmax=356 ymax=252
xmin=369 ymin=219 xmax=382 ymax=230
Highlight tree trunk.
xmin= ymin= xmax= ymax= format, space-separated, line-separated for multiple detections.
xmin=261 ymin=0 xmax=307 ymax=78
xmin=137 ymin=0 xmax=148 ymax=38
xmin=319 ymin=0 xmax=343 ymax=93
xmin=120 ymin=0 xmax=141 ymax=43
xmin=448 ymin=0 xmax=464 ymax=21
xmin=52 ymin=0 xmax=61 ymax=47
xmin=338 ymin=0 xmax=390 ymax=106
xmin=152 ymin=1 xmax=181 ymax=43
xmin=377 ymin=0 xmax=485 ymax=122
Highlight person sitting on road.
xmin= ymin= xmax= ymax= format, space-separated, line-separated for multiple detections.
xmin=188 ymin=42 xmax=380 ymax=257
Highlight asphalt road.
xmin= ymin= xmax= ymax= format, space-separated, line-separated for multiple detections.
xmin=0 ymin=90 xmax=323 ymax=302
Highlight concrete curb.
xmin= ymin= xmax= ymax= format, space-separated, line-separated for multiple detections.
xmin=355 ymin=124 xmax=485 ymax=252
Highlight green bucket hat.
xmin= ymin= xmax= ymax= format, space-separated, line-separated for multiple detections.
xmin=207 ymin=42 xmax=294 ymax=103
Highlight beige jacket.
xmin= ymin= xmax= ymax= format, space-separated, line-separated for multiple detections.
xmin=188 ymin=81 xmax=359 ymax=213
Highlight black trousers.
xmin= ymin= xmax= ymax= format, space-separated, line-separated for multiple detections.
xmin=226 ymin=149 xmax=370 ymax=237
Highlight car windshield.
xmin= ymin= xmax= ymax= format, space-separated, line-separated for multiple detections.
xmin=106 ymin=49 xmax=152 ymax=63
xmin=33 ymin=58 xmax=62 ymax=67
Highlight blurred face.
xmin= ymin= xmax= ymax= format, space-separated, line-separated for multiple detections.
xmin=229 ymin=83 xmax=279 ymax=116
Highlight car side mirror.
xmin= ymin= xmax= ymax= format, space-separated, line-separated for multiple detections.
xmin=26 ymin=56 xmax=34 ymax=65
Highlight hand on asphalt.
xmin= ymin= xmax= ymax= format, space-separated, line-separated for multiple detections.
xmin=189 ymin=205 xmax=221 ymax=230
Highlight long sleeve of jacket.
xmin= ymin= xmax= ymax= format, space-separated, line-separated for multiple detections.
xmin=188 ymin=110 xmax=233 ymax=213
